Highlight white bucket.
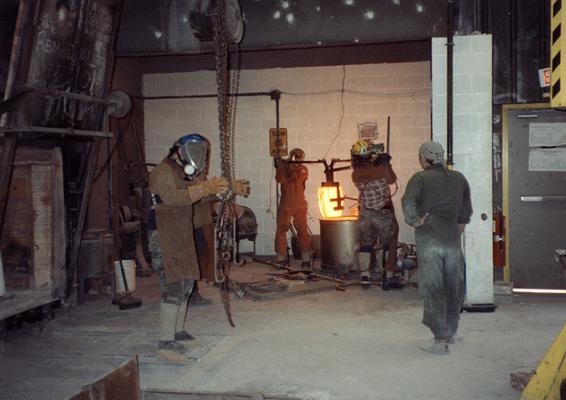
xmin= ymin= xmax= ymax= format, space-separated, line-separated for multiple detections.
xmin=114 ymin=260 xmax=136 ymax=293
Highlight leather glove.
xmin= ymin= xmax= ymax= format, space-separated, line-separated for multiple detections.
xmin=187 ymin=177 xmax=228 ymax=202
xmin=232 ymin=179 xmax=251 ymax=198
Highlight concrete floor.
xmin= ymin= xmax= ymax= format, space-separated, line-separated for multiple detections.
xmin=1 ymin=260 xmax=565 ymax=400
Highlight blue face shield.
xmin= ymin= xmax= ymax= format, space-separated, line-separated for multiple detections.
xmin=175 ymin=133 xmax=209 ymax=177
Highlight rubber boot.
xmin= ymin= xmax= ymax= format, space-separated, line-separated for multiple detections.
xmin=174 ymin=299 xmax=195 ymax=342
xmin=158 ymin=302 xmax=187 ymax=354
xmin=358 ymin=252 xmax=371 ymax=290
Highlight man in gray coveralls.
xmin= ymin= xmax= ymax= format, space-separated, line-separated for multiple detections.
xmin=401 ymin=141 xmax=472 ymax=355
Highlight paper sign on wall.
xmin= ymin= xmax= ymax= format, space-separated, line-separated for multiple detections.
xmin=529 ymin=148 xmax=566 ymax=171
xmin=529 ymin=123 xmax=566 ymax=147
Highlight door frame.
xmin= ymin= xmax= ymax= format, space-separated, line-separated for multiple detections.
xmin=501 ymin=102 xmax=551 ymax=282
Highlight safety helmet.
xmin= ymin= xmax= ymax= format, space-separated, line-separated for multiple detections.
xmin=351 ymin=139 xmax=389 ymax=169
xmin=351 ymin=139 xmax=371 ymax=156
xmin=172 ymin=133 xmax=210 ymax=177
xmin=288 ymin=148 xmax=305 ymax=161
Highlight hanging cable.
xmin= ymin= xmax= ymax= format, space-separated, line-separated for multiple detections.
xmin=323 ymin=65 xmax=347 ymax=159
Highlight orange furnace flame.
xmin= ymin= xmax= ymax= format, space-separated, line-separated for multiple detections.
xmin=318 ymin=185 xmax=345 ymax=219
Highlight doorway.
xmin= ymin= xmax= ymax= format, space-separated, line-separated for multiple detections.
xmin=503 ymin=104 xmax=566 ymax=289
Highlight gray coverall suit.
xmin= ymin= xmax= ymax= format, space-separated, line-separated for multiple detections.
xmin=401 ymin=164 xmax=472 ymax=339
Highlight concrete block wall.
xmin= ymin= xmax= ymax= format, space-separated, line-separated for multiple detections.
xmin=432 ymin=35 xmax=494 ymax=304
xmin=144 ymin=62 xmax=431 ymax=255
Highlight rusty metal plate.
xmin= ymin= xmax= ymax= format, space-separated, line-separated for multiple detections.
xmin=66 ymin=357 xmax=140 ymax=400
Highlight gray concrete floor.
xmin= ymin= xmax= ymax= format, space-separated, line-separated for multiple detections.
xmin=1 ymin=260 xmax=565 ymax=400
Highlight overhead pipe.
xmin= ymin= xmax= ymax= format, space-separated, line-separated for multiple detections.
xmin=139 ymin=90 xmax=278 ymax=100
xmin=141 ymin=89 xmax=284 ymax=210
xmin=446 ymin=0 xmax=455 ymax=168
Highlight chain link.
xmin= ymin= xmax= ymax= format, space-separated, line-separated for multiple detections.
xmin=212 ymin=0 xmax=241 ymax=328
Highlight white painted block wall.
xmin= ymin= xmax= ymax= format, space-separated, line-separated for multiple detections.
xmin=144 ymin=62 xmax=431 ymax=255
xmin=432 ymin=35 xmax=494 ymax=305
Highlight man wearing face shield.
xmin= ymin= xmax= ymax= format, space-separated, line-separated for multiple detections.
xmin=148 ymin=133 xmax=250 ymax=356
xmin=275 ymin=148 xmax=312 ymax=269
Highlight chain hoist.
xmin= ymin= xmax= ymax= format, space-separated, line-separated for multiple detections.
xmin=212 ymin=0 xmax=242 ymax=328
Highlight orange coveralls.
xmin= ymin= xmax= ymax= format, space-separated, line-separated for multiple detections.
xmin=275 ymin=161 xmax=311 ymax=259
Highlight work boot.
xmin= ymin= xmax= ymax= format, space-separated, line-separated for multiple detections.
xmin=418 ymin=338 xmax=449 ymax=355
xmin=358 ymin=252 xmax=371 ymax=290
xmin=190 ymin=291 xmax=212 ymax=306
xmin=174 ymin=330 xmax=196 ymax=342
xmin=158 ymin=340 xmax=187 ymax=354
xmin=382 ymin=275 xmax=404 ymax=291
xmin=448 ymin=334 xmax=464 ymax=344
xmin=276 ymin=256 xmax=289 ymax=269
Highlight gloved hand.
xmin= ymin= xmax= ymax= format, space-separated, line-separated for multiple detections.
xmin=232 ymin=179 xmax=251 ymax=197
xmin=204 ymin=177 xmax=229 ymax=196
xmin=187 ymin=177 xmax=228 ymax=202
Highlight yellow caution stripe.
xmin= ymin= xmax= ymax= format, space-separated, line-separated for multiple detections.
xmin=521 ymin=324 xmax=566 ymax=399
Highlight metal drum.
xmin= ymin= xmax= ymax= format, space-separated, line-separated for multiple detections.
xmin=78 ymin=229 xmax=113 ymax=278
xmin=320 ymin=216 xmax=358 ymax=272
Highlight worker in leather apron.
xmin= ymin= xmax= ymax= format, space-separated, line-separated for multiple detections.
xmin=351 ymin=139 xmax=399 ymax=289
xmin=401 ymin=141 xmax=472 ymax=355
xmin=275 ymin=148 xmax=312 ymax=269
xmin=149 ymin=133 xmax=250 ymax=356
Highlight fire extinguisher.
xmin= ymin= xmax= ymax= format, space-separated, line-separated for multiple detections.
xmin=493 ymin=210 xmax=505 ymax=268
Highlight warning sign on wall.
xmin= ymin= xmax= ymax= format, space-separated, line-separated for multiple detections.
xmin=269 ymin=128 xmax=288 ymax=157
xmin=538 ymin=68 xmax=551 ymax=88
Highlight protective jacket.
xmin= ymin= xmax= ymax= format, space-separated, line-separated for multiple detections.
xmin=277 ymin=162 xmax=308 ymax=209
xmin=149 ymin=159 xmax=202 ymax=283
xmin=275 ymin=161 xmax=310 ymax=258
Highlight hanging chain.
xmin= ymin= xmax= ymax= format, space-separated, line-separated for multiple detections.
xmin=212 ymin=0 xmax=241 ymax=328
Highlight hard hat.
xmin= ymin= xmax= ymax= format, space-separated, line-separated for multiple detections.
xmin=351 ymin=139 xmax=370 ymax=155
xmin=288 ymin=148 xmax=305 ymax=161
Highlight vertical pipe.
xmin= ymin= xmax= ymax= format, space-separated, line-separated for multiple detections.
xmin=447 ymin=0 xmax=455 ymax=167
xmin=0 ymin=0 xmax=31 ymax=295
xmin=0 ymin=252 xmax=5 ymax=297
xmin=509 ymin=0 xmax=517 ymax=102
xmin=107 ymin=136 xmax=112 ymax=233
xmin=386 ymin=115 xmax=391 ymax=153
xmin=0 ymin=0 xmax=29 ymax=235
xmin=68 ymin=139 xmax=100 ymax=304
xmin=271 ymin=90 xmax=281 ymax=209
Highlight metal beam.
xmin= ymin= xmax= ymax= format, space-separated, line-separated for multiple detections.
xmin=0 ymin=0 xmax=30 ymax=238
xmin=0 ymin=126 xmax=113 ymax=138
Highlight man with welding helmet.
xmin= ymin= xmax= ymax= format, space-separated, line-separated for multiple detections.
xmin=401 ymin=141 xmax=472 ymax=355
xmin=275 ymin=148 xmax=312 ymax=269
xmin=149 ymin=133 xmax=250 ymax=356
xmin=351 ymin=139 xmax=399 ymax=289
